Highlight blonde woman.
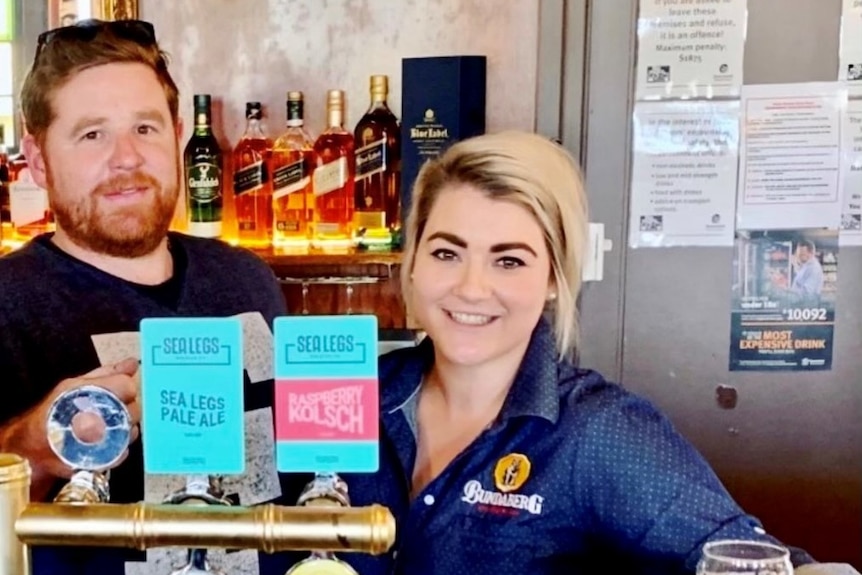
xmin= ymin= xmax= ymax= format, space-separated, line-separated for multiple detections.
xmin=279 ymin=131 xmax=820 ymax=575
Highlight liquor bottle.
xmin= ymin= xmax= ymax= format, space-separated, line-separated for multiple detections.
xmin=271 ymin=91 xmax=315 ymax=248
xmin=184 ymin=94 xmax=223 ymax=238
xmin=7 ymin=152 xmax=53 ymax=242
xmin=353 ymin=75 xmax=401 ymax=247
xmin=0 ymin=125 xmax=8 ymax=244
xmin=312 ymin=90 xmax=355 ymax=246
xmin=232 ymin=102 xmax=273 ymax=249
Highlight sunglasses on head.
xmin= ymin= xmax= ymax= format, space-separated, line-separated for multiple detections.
xmin=35 ymin=19 xmax=156 ymax=61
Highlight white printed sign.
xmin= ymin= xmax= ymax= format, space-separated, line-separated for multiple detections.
xmin=840 ymin=100 xmax=862 ymax=246
xmin=840 ymin=0 xmax=862 ymax=97
xmin=636 ymin=0 xmax=748 ymax=100
xmin=736 ymin=83 xmax=846 ymax=231
xmin=629 ymin=100 xmax=739 ymax=247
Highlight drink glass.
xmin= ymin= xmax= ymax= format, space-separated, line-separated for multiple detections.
xmin=696 ymin=540 xmax=793 ymax=575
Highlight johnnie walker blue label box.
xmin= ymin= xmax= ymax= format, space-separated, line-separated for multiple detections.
xmin=401 ymin=56 xmax=487 ymax=215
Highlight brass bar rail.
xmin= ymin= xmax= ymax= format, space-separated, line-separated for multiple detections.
xmin=1 ymin=455 xmax=395 ymax=575
xmin=16 ymin=502 xmax=395 ymax=554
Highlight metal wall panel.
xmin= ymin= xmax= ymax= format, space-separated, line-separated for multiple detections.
xmin=575 ymin=0 xmax=638 ymax=380
xmin=573 ymin=0 xmax=861 ymax=566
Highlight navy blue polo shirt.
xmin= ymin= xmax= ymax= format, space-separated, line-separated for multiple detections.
xmin=321 ymin=319 xmax=814 ymax=575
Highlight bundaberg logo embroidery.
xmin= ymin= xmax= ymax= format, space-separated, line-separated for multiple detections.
xmin=460 ymin=453 xmax=544 ymax=515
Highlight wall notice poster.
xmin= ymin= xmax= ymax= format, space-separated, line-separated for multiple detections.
xmin=736 ymin=82 xmax=846 ymax=231
xmin=636 ymin=0 xmax=747 ymax=100
xmin=729 ymin=228 xmax=839 ymax=372
xmin=840 ymin=99 xmax=862 ymax=246
xmin=839 ymin=0 xmax=862 ymax=98
xmin=629 ymin=100 xmax=738 ymax=247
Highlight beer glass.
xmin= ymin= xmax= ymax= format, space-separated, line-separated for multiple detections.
xmin=697 ymin=540 xmax=792 ymax=575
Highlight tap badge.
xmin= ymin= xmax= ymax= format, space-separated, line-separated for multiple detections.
xmin=493 ymin=453 xmax=531 ymax=493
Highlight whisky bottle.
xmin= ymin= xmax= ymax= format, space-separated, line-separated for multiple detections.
xmin=0 ymin=125 xmax=9 ymax=242
xmin=232 ymin=102 xmax=273 ymax=249
xmin=7 ymin=153 xmax=53 ymax=242
xmin=312 ymin=90 xmax=355 ymax=246
xmin=271 ymin=91 xmax=315 ymax=248
xmin=354 ymin=75 xmax=401 ymax=247
xmin=184 ymin=94 xmax=223 ymax=238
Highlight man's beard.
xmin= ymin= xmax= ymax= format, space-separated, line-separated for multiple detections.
xmin=48 ymin=168 xmax=179 ymax=258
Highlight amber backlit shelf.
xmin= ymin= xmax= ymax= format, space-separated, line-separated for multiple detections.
xmin=1 ymin=236 xmax=402 ymax=265
xmin=0 ymin=240 xmax=26 ymax=254
xmin=0 ymin=235 xmax=409 ymax=327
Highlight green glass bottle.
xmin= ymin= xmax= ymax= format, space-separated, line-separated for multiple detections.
xmin=184 ymin=94 xmax=223 ymax=238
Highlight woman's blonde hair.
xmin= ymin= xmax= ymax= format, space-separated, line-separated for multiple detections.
xmin=401 ymin=131 xmax=589 ymax=360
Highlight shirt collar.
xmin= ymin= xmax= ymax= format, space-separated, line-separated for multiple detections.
xmin=380 ymin=336 xmax=433 ymax=415
xmin=380 ymin=318 xmax=560 ymax=425
xmin=498 ymin=318 xmax=560 ymax=424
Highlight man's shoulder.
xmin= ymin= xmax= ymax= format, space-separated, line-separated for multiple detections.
xmin=173 ymin=233 xmax=261 ymax=260
xmin=0 ymin=239 xmax=55 ymax=290
xmin=172 ymin=233 xmax=273 ymax=275
xmin=170 ymin=233 xmax=286 ymax=318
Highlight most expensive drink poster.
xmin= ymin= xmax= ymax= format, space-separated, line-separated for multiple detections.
xmin=729 ymin=229 xmax=839 ymax=371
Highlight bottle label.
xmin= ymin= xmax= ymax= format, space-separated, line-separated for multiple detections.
xmin=287 ymin=99 xmax=304 ymax=123
xmin=409 ymin=109 xmax=450 ymax=158
xmin=276 ymin=220 xmax=301 ymax=232
xmin=234 ymin=161 xmax=267 ymax=196
xmin=315 ymin=222 xmax=341 ymax=235
xmin=273 ymin=159 xmax=309 ymax=199
xmin=355 ymin=138 xmax=386 ymax=181
xmin=355 ymin=211 xmax=387 ymax=230
xmin=9 ymin=171 xmax=49 ymax=228
xmin=187 ymin=162 xmax=222 ymax=204
xmin=313 ymin=157 xmax=347 ymax=197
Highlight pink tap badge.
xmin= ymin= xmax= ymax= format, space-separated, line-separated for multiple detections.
xmin=273 ymin=315 xmax=379 ymax=473
xmin=275 ymin=378 xmax=378 ymax=442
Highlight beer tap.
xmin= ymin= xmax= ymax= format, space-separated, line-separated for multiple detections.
xmin=163 ymin=475 xmax=231 ymax=507
xmin=169 ymin=548 xmax=224 ymax=575
xmin=287 ymin=473 xmax=359 ymax=575
xmin=162 ymin=474 xmax=231 ymax=574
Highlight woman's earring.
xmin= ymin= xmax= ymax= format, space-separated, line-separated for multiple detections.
xmin=547 ymin=292 xmax=557 ymax=302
